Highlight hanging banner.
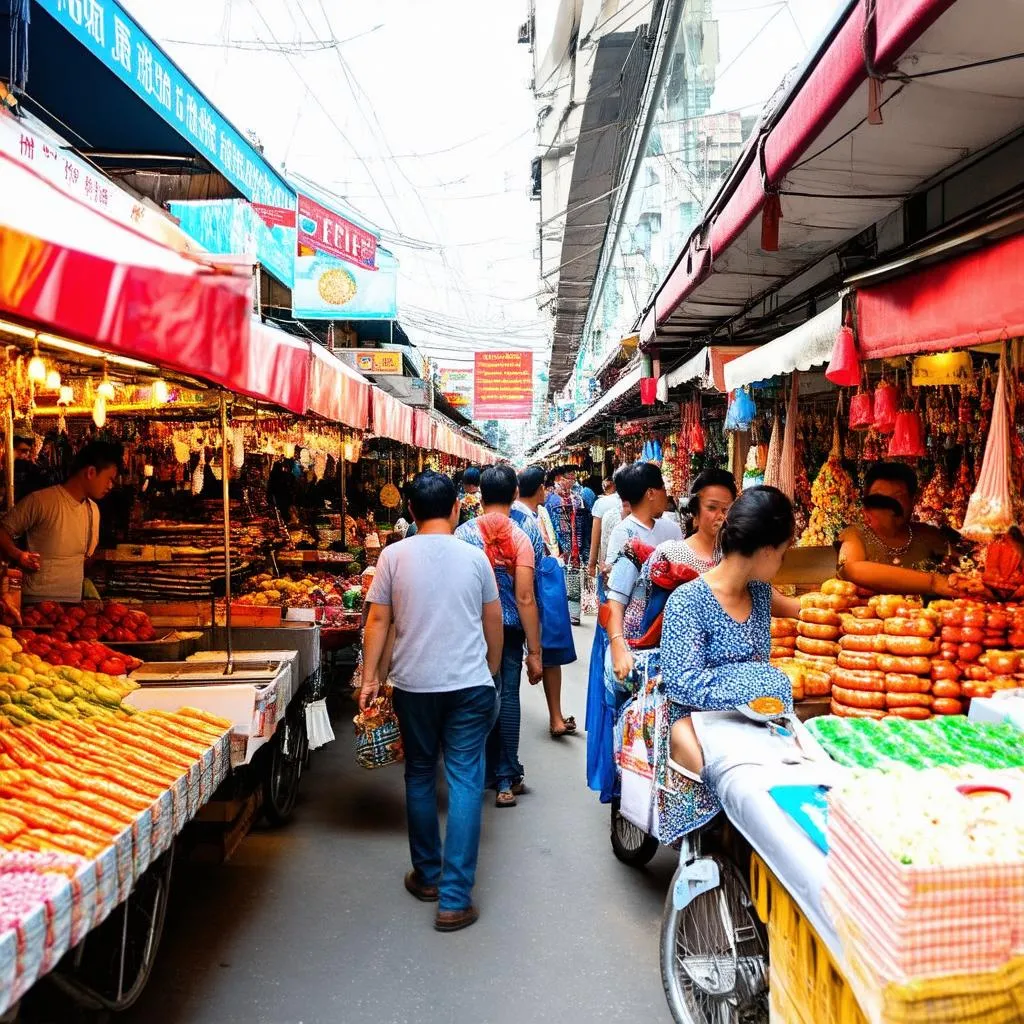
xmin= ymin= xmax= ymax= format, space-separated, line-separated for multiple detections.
xmin=297 ymin=194 xmax=377 ymax=270
xmin=168 ymin=199 xmax=295 ymax=287
xmin=292 ymin=247 xmax=398 ymax=320
xmin=439 ymin=367 xmax=473 ymax=410
xmin=474 ymin=352 xmax=533 ymax=420
xmin=36 ymin=0 xmax=292 ymax=210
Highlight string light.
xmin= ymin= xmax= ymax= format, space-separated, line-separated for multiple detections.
xmin=27 ymin=350 xmax=46 ymax=383
xmin=97 ymin=366 xmax=115 ymax=400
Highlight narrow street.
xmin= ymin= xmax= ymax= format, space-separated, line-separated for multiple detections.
xmin=122 ymin=622 xmax=675 ymax=1024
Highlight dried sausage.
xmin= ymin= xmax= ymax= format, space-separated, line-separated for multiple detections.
xmin=797 ymin=621 xmax=841 ymax=641
xmin=839 ymin=615 xmax=884 ymax=636
xmin=830 ymin=667 xmax=885 ymax=692
xmin=884 ymin=673 xmax=932 ymax=694
xmin=837 ymin=650 xmax=879 ymax=672
xmin=832 ymin=686 xmax=887 ymax=710
xmin=887 ymin=706 xmax=931 ymax=720
xmin=883 ymin=617 xmax=937 ymax=638
xmin=931 ymin=697 xmax=964 ymax=715
xmin=874 ymin=654 xmax=931 ymax=676
xmin=883 ymin=635 xmax=940 ymax=657
xmin=799 ymin=607 xmax=841 ymax=627
xmin=839 ymin=634 xmax=888 ymax=653
xmin=830 ymin=699 xmax=886 ymax=720
xmin=885 ymin=691 xmax=933 ymax=709
xmin=796 ymin=636 xmax=839 ymax=657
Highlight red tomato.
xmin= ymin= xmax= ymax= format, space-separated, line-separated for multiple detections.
xmin=77 ymin=628 xmax=99 ymax=642
xmin=63 ymin=651 xmax=83 ymax=667
xmin=104 ymin=603 xmax=128 ymax=623
xmin=99 ymin=657 xmax=127 ymax=675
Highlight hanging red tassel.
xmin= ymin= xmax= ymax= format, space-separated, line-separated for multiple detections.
xmin=761 ymin=194 xmax=782 ymax=252
xmin=639 ymin=377 xmax=657 ymax=406
xmin=867 ymin=77 xmax=884 ymax=125
xmin=826 ymin=321 xmax=861 ymax=387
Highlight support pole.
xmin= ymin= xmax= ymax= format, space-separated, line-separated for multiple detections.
xmin=4 ymin=399 xmax=14 ymax=511
xmin=220 ymin=394 xmax=233 ymax=675
xmin=339 ymin=430 xmax=347 ymax=547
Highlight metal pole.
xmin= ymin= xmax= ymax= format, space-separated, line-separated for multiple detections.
xmin=4 ymin=399 xmax=14 ymax=511
xmin=220 ymin=394 xmax=233 ymax=675
xmin=339 ymin=429 xmax=347 ymax=547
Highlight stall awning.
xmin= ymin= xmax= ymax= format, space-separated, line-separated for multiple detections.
xmin=856 ymin=231 xmax=1024 ymax=359
xmin=243 ymin=321 xmax=310 ymax=415
xmin=664 ymin=345 xmax=758 ymax=393
xmin=723 ymin=302 xmax=842 ymax=390
xmin=0 ymin=149 xmax=254 ymax=387
xmin=308 ymin=345 xmax=371 ymax=430
xmin=371 ymin=387 xmax=414 ymax=446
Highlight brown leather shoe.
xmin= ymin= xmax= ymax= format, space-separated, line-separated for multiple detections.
xmin=404 ymin=870 xmax=439 ymax=902
xmin=434 ymin=906 xmax=479 ymax=932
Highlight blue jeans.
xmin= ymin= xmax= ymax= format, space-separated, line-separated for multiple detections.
xmin=487 ymin=629 xmax=525 ymax=792
xmin=392 ymin=685 xmax=498 ymax=911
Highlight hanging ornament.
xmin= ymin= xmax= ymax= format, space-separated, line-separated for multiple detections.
xmin=872 ymin=378 xmax=899 ymax=433
xmin=825 ymin=316 xmax=860 ymax=387
xmin=27 ymin=351 xmax=46 ymax=383
xmin=91 ymin=394 xmax=106 ymax=428
xmin=888 ymin=409 xmax=927 ymax=458
xmin=44 ymin=369 xmax=61 ymax=390
xmin=231 ymin=426 xmax=245 ymax=470
xmin=57 ymin=385 xmax=74 ymax=405
xmin=191 ymin=449 xmax=206 ymax=496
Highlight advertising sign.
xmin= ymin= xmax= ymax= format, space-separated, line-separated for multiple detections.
xmin=297 ymin=194 xmax=377 ymax=270
xmin=344 ymin=350 xmax=402 ymax=376
xmin=168 ymin=198 xmax=296 ymax=287
xmin=292 ymin=246 xmax=398 ymax=321
xmin=439 ymin=367 xmax=473 ymax=410
xmin=37 ymin=0 xmax=292 ymax=209
xmin=473 ymin=352 xmax=533 ymax=420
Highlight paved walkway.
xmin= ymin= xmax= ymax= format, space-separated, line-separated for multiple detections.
xmin=118 ymin=621 xmax=675 ymax=1024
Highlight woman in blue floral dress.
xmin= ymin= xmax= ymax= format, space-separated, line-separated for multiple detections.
xmin=658 ymin=486 xmax=801 ymax=836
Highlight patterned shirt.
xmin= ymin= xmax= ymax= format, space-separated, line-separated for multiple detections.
xmin=456 ymin=511 xmax=538 ymax=628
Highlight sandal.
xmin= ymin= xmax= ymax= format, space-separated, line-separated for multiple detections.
xmin=495 ymin=789 xmax=517 ymax=808
xmin=550 ymin=715 xmax=577 ymax=738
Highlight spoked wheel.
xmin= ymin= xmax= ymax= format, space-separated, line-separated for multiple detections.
xmin=609 ymin=797 xmax=659 ymax=867
xmin=50 ymin=846 xmax=174 ymax=1012
xmin=660 ymin=856 xmax=768 ymax=1024
xmin=263 ymin=709 xmax=307 ymax=826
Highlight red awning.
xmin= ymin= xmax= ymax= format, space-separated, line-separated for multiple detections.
xmin=371 ymin=387 xmax=414 ymax=446
xmin=308 ymin=345 xmax=371 ymax=429
xmin=856 ymin=232 xmax=1024 ymax=358
xmin=244 ymin=321 xmax=310 ymax=415
xmin=0 ymin=150 xmax=253 ymax=384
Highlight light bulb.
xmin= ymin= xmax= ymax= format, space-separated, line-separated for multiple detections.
xmin=92 ymin=394 xmax=106 ymax=428
xmin=97 ymin=378 xmax=116 ymax=400
xmin=58 ymin=385 xmax=74 ymax=405
xmin=152 ymin=379 xmax=169 ymax=404
xmin=27 ymin=354 xmax=46 ymax=383
xmin=45 ymin=369 xmax=61 ymax=390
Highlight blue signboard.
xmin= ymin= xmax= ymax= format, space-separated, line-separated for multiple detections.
xmin=168 ymin=199 xmax=296 ymax=288
xmin=37 ymin=0 xmax=293 ymax=210
xmin=293 ymin=246 xmax=399 ymax=321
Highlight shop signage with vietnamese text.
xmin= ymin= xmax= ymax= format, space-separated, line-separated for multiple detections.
xmin=474 ymin=352 xmax=533 ymax=420
xmin=344 ymin=350 xmax=403 ymax=376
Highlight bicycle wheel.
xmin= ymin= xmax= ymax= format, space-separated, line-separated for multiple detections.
xmin=660 ymin=855 xmax=768 ymax=1024
xmin=263 ymin=711 xmax=306 ymax=826
xmin=609 ymin=797 xmax=659 ymax=867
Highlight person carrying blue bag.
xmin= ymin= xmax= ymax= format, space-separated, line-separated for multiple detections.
xmin=512 ymin=465 xmax=578 ymax=738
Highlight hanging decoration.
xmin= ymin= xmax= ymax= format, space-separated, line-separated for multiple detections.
xmin=825 ymin=315 xmax=860 ymax=387
xmin=872 ymin=377 xmax=899 ymax=433
xmin=798 ymin=421 xmax=859 ymax=547
xmin=763 ymin=412 xmax=782 ymax=489
xmin=777 ymin=375 xmax=800 ymax=500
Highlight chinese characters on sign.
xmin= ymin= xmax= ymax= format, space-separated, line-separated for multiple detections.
xmin=42 ymin=0 xmax=291 ymax=210
xmin=473 ymin=352 xmax=533 ymax=420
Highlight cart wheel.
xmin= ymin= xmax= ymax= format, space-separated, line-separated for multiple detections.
xmin=609 ymin=798 xmax=659 ymax=867
xmin=49 ymin=847 xmax=174 ymax=1013
xmin=660 ymin=855 xmax=768 ymax=1024
xmin=263 ymin=711 xmax=306 ymax=826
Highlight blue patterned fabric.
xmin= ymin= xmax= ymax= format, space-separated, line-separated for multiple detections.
xmin=660 ymin=578 xmax=792 ymax=713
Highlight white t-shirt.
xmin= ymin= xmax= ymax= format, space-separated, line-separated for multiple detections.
xmin=606 ymin=514 xmax=683 ymax=606
xmin=366 ymin=534 xmax=499 ymax=693
xmin=599 ymin=506 xmax=623 ymax=565
xmin=591 ymin=494 xmax=620 ymax=524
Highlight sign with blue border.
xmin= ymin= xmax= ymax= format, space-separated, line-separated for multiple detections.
xmin=37 ymin=0 xmax=293 ymax=210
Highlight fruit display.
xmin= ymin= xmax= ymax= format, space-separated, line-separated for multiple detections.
xmin=806 ymin=714 xmax=1024 ymax=771
xmin=16 ymin=603 xmax=156 ymax=643
xmin=13 ymin=633 xmax=141 ymax=676
xmin=238 ymin=573 xmax=364 ymax=610
xmin=797 ymin=423 xmax=859 ymax=547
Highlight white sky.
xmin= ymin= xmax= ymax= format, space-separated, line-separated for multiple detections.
xmin=123 ymin=0 xmax=843 ymax=440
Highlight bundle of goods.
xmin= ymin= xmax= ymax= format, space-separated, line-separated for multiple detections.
xmin=237 ymin=573 xmax=363 ymax=610
xmin=15 ymin=603 xmax=156 ymax=643
xmin=797 ymin=423 xmax=859 ymax=547
xmin=806 ymin=715 xmax=1024 ymax=770
xmin=823 ymin=768 xmax=1024 ymax=1024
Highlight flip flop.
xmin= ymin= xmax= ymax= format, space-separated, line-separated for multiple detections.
xmin=495 ymin=789 xmax=517 ymax=808
xmin=550 ymin=715 xmax=578 ymax=738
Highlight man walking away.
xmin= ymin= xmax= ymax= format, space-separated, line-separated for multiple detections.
xmin=513 ymin=465 xmax=577 ymax=738
xmin=457 ymin=465 xmax=543 ymax=807
xmin=361 ymin=472 xmax=503 ymax=932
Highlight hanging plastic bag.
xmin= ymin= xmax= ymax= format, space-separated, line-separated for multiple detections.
xmin=961 ymin=352 xmax=1016 ymax=541
xmin=537 ymin=556 xmax=576 ymax=660
xmin=724 ymin=387 xmax=756 ymax=432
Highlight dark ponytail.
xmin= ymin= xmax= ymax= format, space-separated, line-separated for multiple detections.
xmin=718 ymin=486 xmax=795 ymax=557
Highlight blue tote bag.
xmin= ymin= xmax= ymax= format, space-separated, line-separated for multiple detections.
xmin=536 ymin=555 xmax=577 ymax=665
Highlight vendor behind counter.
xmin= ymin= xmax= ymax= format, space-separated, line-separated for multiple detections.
xmin=0 ymin=441 xmax=122 ymax=603
xmin=837 ymin=461 xmax=961 ymax=597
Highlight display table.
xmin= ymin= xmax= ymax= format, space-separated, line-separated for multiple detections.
xmin=206 ymin=623 xmax=320 ymax=685
xmin=691 ymin=711 xmax=843 ymax=960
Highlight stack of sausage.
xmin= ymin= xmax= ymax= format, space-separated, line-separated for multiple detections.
xmin=830 ymin=595 xmax=963 ymax=719
xmin=932 ymin=598 xmax=1024 ymax=700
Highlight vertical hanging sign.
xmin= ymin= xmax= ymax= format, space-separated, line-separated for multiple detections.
xmin=473 ymin=352 xmax=533 ymax=420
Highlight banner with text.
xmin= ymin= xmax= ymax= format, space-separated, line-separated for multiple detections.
xmin=439 ymin=367 xmax=473 ymax=410
xmin=473 ymin=352 xmax=532 ymax=420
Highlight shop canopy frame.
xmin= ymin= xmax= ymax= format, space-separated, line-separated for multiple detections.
xmin=638 ymin=0 xmax=1024 ymax=354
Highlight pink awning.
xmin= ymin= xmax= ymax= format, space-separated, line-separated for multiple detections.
xmin=0 ymin=149 xmax=253 ymax=385
xmin=244 ymin=321 xmax=310 ymax=415
xmin=308 ymin=345 xmax=371 ymax=429
xmin=856 ymin=232 xmax=1024 ymax=359
xmin=371 ymin=387 xmax=414 ymax=445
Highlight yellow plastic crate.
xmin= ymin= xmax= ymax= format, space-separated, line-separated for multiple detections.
xmin=752 ymin=854 xmax=1024 ymax=1024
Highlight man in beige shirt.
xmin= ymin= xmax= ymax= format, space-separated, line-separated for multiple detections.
xmin=0 ymin=441 xmax=122 ymax=603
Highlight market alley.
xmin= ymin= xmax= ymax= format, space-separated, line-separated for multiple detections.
xmin=120 ymin=622 xmax=675 ymax=1024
